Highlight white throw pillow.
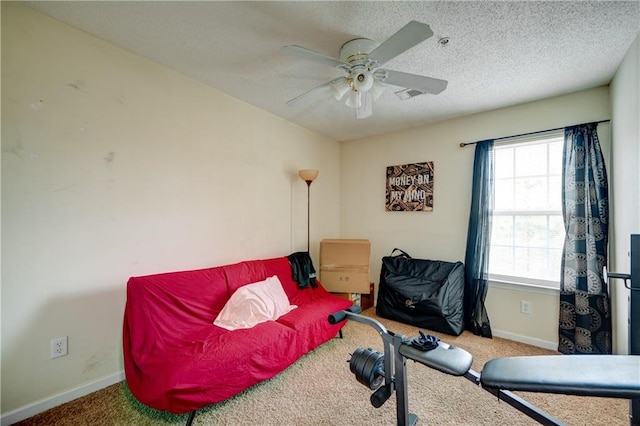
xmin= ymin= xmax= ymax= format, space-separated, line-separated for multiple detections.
xmin=214 ymin=275 xmax=297 ymax=331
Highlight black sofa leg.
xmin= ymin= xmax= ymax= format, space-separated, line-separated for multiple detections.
xmin=339 ymin=329 xmax=343 ymax=339
xmin=186 ymin=410 xmax=197 ymax=426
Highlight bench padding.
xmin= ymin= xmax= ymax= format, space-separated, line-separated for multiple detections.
xmin=481 ymin=355 xmax=640 ymax=399
xmin=399 ymin=343 xmax=473 ymax=376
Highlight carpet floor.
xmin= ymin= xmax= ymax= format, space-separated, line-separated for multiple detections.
xmin=15 ymin=309 xmax=629 ymax=425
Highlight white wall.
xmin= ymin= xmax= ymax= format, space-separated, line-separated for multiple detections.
xmin=1 ymin=3 xmax=340 ymax=416
xmin=341 ymin=87 xmax=611 ymax=349
xmin=610 ymin=33 xmax=640 ymax=355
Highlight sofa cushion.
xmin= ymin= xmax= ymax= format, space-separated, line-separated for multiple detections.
xmin=277 ymin=295 xmax=352 ymax=353
xmin=129 ymin=320 xmax=300 ymax=414
xmin=262 ymin=257 xmax=317 ymax=305
xmin=126 ymin=266 xmax=228 ymax=351
xmin=222 ymin=260 xmax=268 ymax=294
xmin=214 ymin=275 xmax=297 ymax=330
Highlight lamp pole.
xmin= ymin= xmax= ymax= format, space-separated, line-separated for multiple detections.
xmin=305 ymin=180 xmax=311 ymax=252
xmin=298 ymin=169 xmax=319 ymax=253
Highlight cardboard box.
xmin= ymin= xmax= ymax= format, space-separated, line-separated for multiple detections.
xmin=332 ymin=292 xmax=360 ymax=306
xmin=331 ymin=283 xmax=374 ymax=310
xmin=360 ymin=282 xmax=375 ymax=310
xmin=320 ymin=239 xmax=370 ymax=293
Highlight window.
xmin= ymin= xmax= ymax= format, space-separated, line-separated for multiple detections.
xmin=488 ymin=131 xmax=564 ymax=288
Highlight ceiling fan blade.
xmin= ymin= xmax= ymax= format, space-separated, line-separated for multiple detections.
xmin=281 ymin=45 xmax=349 ymax=69
xmin=286 ymin=78 xmax=345 ymax=106
xmin=380 ymin=69 xmax=448 ymax=95
xmin=368 ymin=21 xmax=434 ymax=67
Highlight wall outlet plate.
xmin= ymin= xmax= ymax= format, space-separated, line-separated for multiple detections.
xmin=520 ymin=300 xmax=533 ymax=315
xmin=51 ymin=336 xmax=68 ymax=359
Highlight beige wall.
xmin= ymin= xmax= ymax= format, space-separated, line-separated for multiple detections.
xmin=3 ymin=1 xmax=638 ymax=421
xmin=610 ymin=33 xmax=640 ymax=355
xmin=1 ymin=3 xmax=340 ymax=415
xmin=340 ymin=87 xmax=612 ymax=349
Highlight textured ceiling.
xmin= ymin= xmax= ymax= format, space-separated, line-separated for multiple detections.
xmin=26 ymin=1 xmax=640 ymax=141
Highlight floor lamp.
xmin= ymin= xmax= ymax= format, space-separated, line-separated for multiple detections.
xmin=298 ymin=169 xmax=319 ymax=253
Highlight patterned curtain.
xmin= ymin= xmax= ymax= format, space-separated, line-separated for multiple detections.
xmin=464 ymin=140 xmax=494 ymax=338
xmin=559 ymin=123 xmax=611 ymax=354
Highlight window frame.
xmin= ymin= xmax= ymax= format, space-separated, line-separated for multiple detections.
xmin=487 ymin=130 xmax=564 ymax=290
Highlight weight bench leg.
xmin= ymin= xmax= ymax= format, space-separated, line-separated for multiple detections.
xmin=186 ymin=410 xmax=197 ymax=426
xmin=394 ymin=333 xmax=418 ymax=426
xmin=464 ymin=370 xmax=563 ymax=426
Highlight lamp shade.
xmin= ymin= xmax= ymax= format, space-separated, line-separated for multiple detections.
xmin=298 ymin=169 xmax=319 ymax=183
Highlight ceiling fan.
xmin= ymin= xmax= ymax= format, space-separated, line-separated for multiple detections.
xmin=281 ymin=21 xmax=448 ymax=119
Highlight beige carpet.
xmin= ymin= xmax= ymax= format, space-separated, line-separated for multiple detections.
xmin=16 ymin=309 xmax=628 ymax=425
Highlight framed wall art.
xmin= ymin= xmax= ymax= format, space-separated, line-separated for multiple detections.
xmin=385 ymin=162 xmax=434 ymax=212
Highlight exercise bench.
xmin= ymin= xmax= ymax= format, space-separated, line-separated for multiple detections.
xmin=329 ymin=307 xmax=640 ymax=426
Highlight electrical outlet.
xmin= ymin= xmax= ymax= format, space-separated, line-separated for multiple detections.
xmin=520 ymin=300 xmax=533 ymax=315
xmin=51 ymin=336 xmax=68 ymax=359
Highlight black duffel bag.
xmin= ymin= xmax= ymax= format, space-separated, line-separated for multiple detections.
xmin=376 ymin=249 xmax=465 ymax=336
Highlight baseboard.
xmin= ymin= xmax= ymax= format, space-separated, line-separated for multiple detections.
xmin=491 ymin=329 xmax=558 ymax=351
xmin=1 ymin=371 xmax=125 ymax=426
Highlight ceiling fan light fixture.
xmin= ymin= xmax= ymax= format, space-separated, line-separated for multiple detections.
xmin=331 ymin=79 xmax=350 ymax=101
xmin=369 ymin=80 xmax=386 ymax=101
xmin=350 ymin=69 xmax=374 ymax=93
xmin=356 ymin=93 xmax=373 ymax=119
xmin=345 ymin=91 xmax=361 ymax=108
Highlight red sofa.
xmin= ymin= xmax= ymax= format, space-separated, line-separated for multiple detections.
xmin=123 ymin=256 xmax=352 ymax=414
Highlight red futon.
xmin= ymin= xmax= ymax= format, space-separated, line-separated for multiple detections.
xmin=123 ymin=256 xmax=352 ymax=413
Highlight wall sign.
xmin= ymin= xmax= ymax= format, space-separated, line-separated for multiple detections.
xmin=385 ymin=162 xmax=434 ymax=212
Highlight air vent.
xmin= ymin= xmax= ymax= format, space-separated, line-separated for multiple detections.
xmin=394 ymin=88 xmax=425 ymax=100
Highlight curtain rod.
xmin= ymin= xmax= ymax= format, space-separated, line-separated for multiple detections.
xmin=459 ymin=119 xmax=611 ymax=148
